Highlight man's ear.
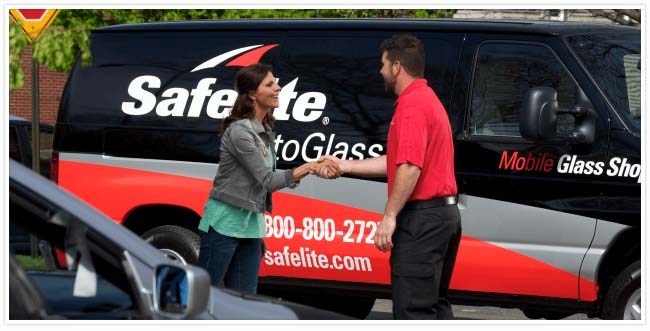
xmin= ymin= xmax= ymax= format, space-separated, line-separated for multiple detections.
xmin=392 ymin=61 xmax=401 ymax=75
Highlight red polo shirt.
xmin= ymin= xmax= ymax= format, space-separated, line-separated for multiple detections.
xmin=386 ymin=79 xmax=457 ymax=200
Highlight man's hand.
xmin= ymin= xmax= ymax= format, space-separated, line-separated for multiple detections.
xmin=313 ymin=158 xmax=342 ymax=179
xmin=315 ymin=155 xmax=346 ymax=179
xmin=373 ymin=215 xmax=396 ymax=253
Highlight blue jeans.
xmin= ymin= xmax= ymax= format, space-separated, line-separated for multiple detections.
xmin=197 ymin=228 xmax=262 ymax=294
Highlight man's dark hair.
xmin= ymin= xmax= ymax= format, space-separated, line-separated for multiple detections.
xmin=380 ymin=34 xmax=425 ymax=78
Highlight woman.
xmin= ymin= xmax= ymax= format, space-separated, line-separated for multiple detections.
xmin=197 ymin=63 xmax=341 ymax=294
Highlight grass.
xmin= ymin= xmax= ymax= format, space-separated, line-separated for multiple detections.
xmin=15 ymin=255 xmax=48 ymax=271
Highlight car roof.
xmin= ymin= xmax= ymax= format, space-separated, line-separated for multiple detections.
xmin=10 ymin=115 xmax=27 ymax=122
xmin=8 ymin=160 xmax=167 ymax=266
xmin=95 ymin=18 xmax=638 ymax=36
xmin=9 ymin=115 xmax=55 ymax=129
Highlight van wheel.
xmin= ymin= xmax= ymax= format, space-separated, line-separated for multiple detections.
xmin=602 ymin=260 xmax=641 ymax=320
xmin=142 ymin=225 xmax=200 ymax=265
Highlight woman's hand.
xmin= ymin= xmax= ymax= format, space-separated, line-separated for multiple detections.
xmin=292 ymin=159 xmax=342 ymax=182
xmin=313 ymin=159 xmax=343 ymax=179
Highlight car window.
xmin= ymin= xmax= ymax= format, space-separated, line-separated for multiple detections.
xmin=25 ymin=127 xmax=54 ymax=178
xmin=469 ymin=42 xmax=579 ymax=138
xmin=25 ymin=127 xmax=54 ymax=157
xmin=10 ymin=126 xmax=22 ymax=162
xmin=9 ymin=188 xmax=145 ymax=320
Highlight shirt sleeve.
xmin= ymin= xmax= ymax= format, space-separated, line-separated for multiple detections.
xmin=393 ymin=107 xmax=428 ymax=169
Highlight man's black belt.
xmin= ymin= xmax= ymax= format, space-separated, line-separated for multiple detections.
xmin=402 ymin=195 xmax=458 ymax=211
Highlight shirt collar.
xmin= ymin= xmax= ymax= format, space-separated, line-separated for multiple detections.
xmin=394 ymin=79 xmax=428 ymax=107
xmin=248 ymin=117 xmax=271 ymax=134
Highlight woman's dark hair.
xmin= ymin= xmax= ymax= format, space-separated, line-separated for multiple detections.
xmin=219 ymin=63 xmax=275 ymax=136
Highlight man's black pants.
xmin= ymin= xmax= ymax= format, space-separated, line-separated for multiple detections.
xmin=390 ymin=201 xmax=462 ymax=320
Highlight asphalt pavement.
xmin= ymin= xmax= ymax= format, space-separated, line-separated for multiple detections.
xmin=366 ymin=299 xmax=595 ymax=320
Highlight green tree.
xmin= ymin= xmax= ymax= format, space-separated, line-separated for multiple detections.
xmin=9 ymin=9 xmax=455 ymax=90
xmin=588 ymin=9 xmax=640 ymax=27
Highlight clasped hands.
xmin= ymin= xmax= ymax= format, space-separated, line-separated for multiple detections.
xmin=311 ymin=155 xmax=344 ymax=179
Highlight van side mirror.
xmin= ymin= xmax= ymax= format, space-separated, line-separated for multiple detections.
xmin=521 ymin=87 xmax=597 ymax=144
xmin=520 ymin=87 xmax=558 ymax=141
xmin=154 ymin=264 xmax=211 ymax=319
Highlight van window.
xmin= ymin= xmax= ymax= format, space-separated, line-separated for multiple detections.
xmin=469 ymin=42 xmax=578 ymax=138
xmin=566 ymin=32 xmax=641 ymax=134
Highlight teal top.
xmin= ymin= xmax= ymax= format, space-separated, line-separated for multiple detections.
xmin=198 ymin=145 xmax=275 ymax=238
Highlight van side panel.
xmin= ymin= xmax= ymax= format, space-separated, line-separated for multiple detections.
xmin=57 ymin=152 xmax=601 ymax=299
xmin=54 ymin=23 xmax=639 ymax=309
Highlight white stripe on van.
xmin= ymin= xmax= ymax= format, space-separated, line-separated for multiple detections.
xmin=191 ymin=45 xmax=263 ymax=72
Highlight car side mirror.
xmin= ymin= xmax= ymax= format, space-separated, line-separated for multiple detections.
xmin=154 ymin=264 xmax=211 ymax=319
xmin=521 ymin=87 xmax=597 ymax=145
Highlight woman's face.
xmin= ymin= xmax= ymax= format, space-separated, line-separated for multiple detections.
xmin=250 ymin=71 xmax=281 ymax=111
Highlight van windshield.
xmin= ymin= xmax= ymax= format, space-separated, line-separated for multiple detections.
xmin=566 ymin=31 xmax=640 ymax=134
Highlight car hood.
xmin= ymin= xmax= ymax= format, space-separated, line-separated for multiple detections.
xmin=205 ymin=287 xmax=353 ymax=320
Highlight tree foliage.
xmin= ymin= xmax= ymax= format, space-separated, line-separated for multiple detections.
xmin=588 ymin=9 xmax=640 ymax=27
xmin=9 ymin=9 xmax=456 ymax=90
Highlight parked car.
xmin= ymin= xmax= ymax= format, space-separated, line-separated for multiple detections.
xmin=9 ymin=115 xmax=54 ymax=178
xmin=8 ymin=160 xmax=349 ymax=320
xmin=9 ymin=115 xmax=55 ymax=255
xmin=52 ymin=19 xmax=640 ymax=319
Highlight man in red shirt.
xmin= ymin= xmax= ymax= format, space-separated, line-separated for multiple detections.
xmin=319 ymin=34 xmax=461 ymax=319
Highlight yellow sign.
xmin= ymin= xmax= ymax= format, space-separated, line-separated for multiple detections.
xmin=9 ymin=9 xmax=60 ymax=42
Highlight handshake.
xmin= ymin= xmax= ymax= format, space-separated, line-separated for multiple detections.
xmin=310 ymin=155 xmax=345 ymax=180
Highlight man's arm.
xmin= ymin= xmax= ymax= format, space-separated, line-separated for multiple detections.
xmin=319 ymin=155 xmax=387 ymax=177
xmin=374 ymin=162 xmax=421 ymax=252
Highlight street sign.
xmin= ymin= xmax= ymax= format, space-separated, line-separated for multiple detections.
xmin=9 ymin=9 xmax=60 ymax=42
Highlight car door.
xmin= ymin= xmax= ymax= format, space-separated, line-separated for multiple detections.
xmin=448 ymin=33 xmax=609 ymax=301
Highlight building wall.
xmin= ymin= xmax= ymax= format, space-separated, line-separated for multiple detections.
xmin=9 ymin=45 xmax=69 ymax=125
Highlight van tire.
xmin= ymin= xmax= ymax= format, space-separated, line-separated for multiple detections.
xmin=276 ymin=292 xmax=375 ymax=319
xmin=601 ymin=260 xmax=641 ymax=320
xmin=522 ymin=309 xmax=571 ymax=320
xmin=142 ymin=225 xmax=200 ymax=265
xmin=322 ymin=296 xmax=375 ymax=319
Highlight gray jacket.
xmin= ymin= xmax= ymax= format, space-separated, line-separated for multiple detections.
xmin=209 ymin=118 xmax=295 ymax=213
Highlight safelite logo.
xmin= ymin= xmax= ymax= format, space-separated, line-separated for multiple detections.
xmin=121 ymin=44 xmax=327 ymax=122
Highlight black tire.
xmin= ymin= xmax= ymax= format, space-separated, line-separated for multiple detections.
xmin=269 ymin=291 xmax=375 ymax=319
xmin=522 ymin=309 xmax=571 ymax=320
xmin=142 ymin=225 xmax=200 ymax=265
xmin=602 ymin=260 xmax=641 ymax=320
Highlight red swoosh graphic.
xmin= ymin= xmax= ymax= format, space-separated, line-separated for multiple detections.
xmin=226 ymin=44 xmax=279 ymax=67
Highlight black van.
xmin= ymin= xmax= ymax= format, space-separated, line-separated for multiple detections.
xmin=53 ymin=19 xmax=641 ymax=319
